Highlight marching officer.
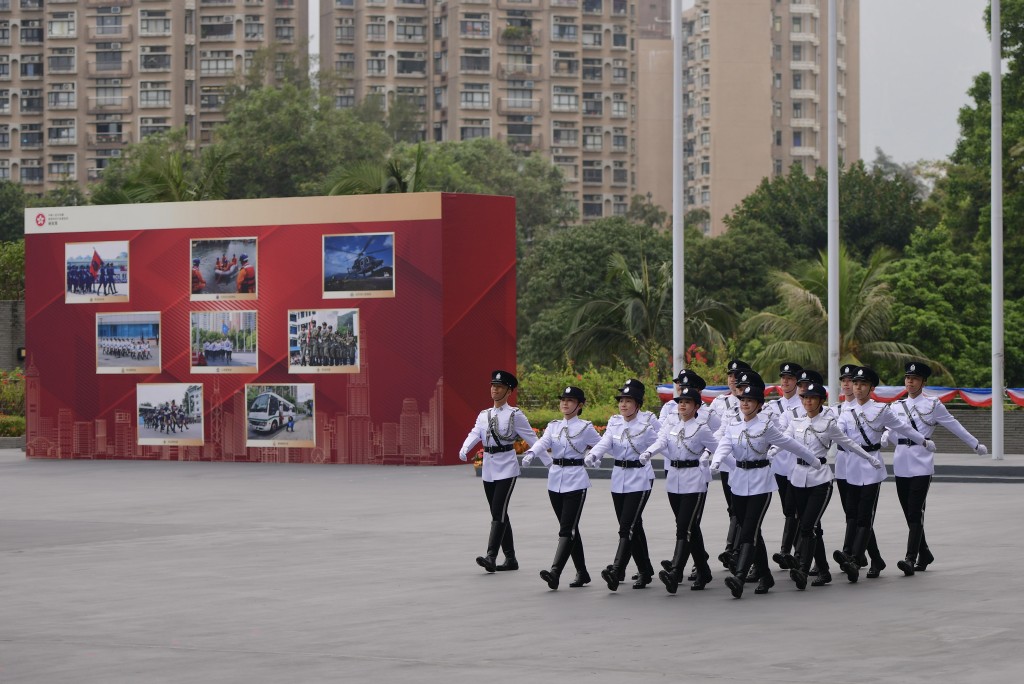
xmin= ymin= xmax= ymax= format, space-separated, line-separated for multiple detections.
xmin=709 ymin=371 xmax=819 ymax=598
xmin=765 ymin=362 xmax=804 ymax=570
xmin=889 ymin=362 xmax=988 ymax=575
xmin=833 ymin=366 xmax=934 ymax=582
xmin=641 ymin=374 xmax=719 ymax=593
xmin=708 ymin=359 xmax=750 ymax=571
xmin=521 ymin=386 xmax=602 ymax=589
xmin=585 ymin=379 xmax=661 ymax=591
xmin=459 ymin=370 xmax=538 ymax=573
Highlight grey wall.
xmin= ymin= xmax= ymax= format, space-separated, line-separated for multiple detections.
xmin=1 ymin=300 xmax=25 ymax=371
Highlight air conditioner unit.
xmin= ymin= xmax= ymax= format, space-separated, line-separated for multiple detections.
xmin=524 ymin=80 xmax=534 ymax=88
xmin=433 ymin=17 xmax=442 ymax=25
xmin=524 ymin=46 xmax=532 ymax=54
xmin=111 ymin=6 xmax=121 ymax=14
xmin=110 ymin=43 xmax=122 ymax=49
xmin=109 ymin=78 xmax=122 ymax=85
xmin=223 ymin=16 xmax=234 ymax=23
xmin=524 ymin=115 xmax=533 ymax=122
xmin=551 ymin=147 xmax=562 ymax=154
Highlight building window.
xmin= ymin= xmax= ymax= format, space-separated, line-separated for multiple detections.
xmin=140 ymin=116 xmax=171 ymax=138
xmin=47 ymin=83 xmax=76 ymax=109
xmin=612 ymin=127 xmax=627 ymax=151
xmin=335 ymin=18 xmax=355 ymax=43
xmin=774 ymin=72 xmax=782 ymax=88
xmin=460 ymin=48 xmax=490 ymax=73
xmin=199 ymin=50 xmax=232 ymax=76
xmin=552 ymin=16 xmax=578 ymax=41
xmin=334 ymin=52 xmax=355 ymax=74
xmin=582 ymin=126 xmax=601 ymax=151
xmin=335 ymin=88 xmax=356 ymax=108
xmin=612 ymin=92 xmax=627 ymax=118
xmin=20 ymin=54 xmax=44 ymax=78
xmin=792 ymin=44 xmax=803 ymax=61
xmin=612 ymin=25 xmax=627 ymax=47
xmin=47 ymin=12 xmax=76 ymax=39
xmin=47 ymin=118 xmax=76 ymax=144
xmin=201 ymin=17 xmax=235 ymax=41
xmin=582 ymin=24 xmax=601 ymax=47
xmin=20 ymin=88 xmax=43 ymax=113
xmin=554 ymin=155 xmax=578 ymax=182
xmin=20 ymin=19 xmax=44 ymax=44
xmin=366 ymin=51 xmax=386 ymax=76
xmin=275 ymin=18 xmax=295 ymax=42
xmin=583 ymin=58 xmax=602 ymax=81
xmin=460 ymin=118 xmax=490 ymax=140
xmin=773 ymin=158 xmax=783 ymax=175
xmin=460 ymin=83 xmax=490 ymax=109
xmin=793 ymin=101 xmax=804 ymax=118
xmin=793 ymin=72 xmax=803 ymax=90
xmin=552 ymin=51 xmax=579 ymax=76
xmin=396 ymin=17 xmax=425 ymax=42
xmin=140 ymin=10 xmax=171 ymax=36
xmin=140 ymin=81 xmax=171 ymax=108
xmin=611 ymin=59 xmax=627 ymax=83
xmin=141 ymin=46 xmax=173 ymax=72
xmin=583 ymin=194 xmax=603 ymax=218
xmin=583 ymin=0 xmax=603 ymax=14
xmin=20 ymin=123 xmax=43 ymax=148
xmin=199 ymin=85 xmax=226 ymax=111
xmin=397 ymin=51 xmax=426 ymax=76
xmin=552 ymin=85 xmax=578 ymax=111
xmin=48 ymin=153 xmax=76 ymax=179
xmin=47 ymin=47 xmax=75 ymax=73
xmin=244 ymin=16 xmax=264 ymax=41
xmin=583 ymin=91 xmax=602 ymax=116
xmin=775 ymin=130 xmax=782 ymax=146
xmin=793 ymin=130 xmax=803 ymax=147
xmin=552 ymin=121 xmax=578 ymax=147
xmin=460 ymin=13 xmax=490 ymax=39
xmin=612 ymin=160 xmax=627 ymax=184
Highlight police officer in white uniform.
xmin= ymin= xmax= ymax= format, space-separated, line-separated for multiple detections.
xmin=708 ymin=359 xmax=750 ymax=571
xmin=522 ymin=386 xmax=602 ymax=589
xmin=585 ymin=379 xmax=662 ymax=591
xmin=888 ymin=361 xmax=988 ymax=575
xmin=641 ymin=375 xmax=719 ymax=594
xmin=833 ymin=365 xmax=934 ymax=582
xmin=776 ymin=380 xmax=878 ymax=589
xmin=459 ymin=370 xmax=538 ymax=573
xmin=710 ymin=371 xmax=819 ymax=598
xmin=765 ymin=362 xmax=805 ymax=570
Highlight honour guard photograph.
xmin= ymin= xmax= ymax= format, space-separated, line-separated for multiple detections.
xmin=521 ymin=386 xmax=602 ymax=589
xmin=459 ymin=370 xmax=538 ymax=573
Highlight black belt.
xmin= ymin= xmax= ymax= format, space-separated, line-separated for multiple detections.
xmin=552 ymin=458 xmax=585 ymax=467
xmin=897 ymin=438 xmax=918 ymax=446
xmin=735 ymin=459 xmax=771 ymax=469
xmin=797 ymin=457 xmax=828 ymax=467
xmin=669 ymin=459 xmax=701 ymax=468
xmin=613 ymin=459 xmax=645 ymax=468
xmin=484 ymin=445 xmax=513 ymax=454
xmin=862 ymin=444 xmax=881 ymax=452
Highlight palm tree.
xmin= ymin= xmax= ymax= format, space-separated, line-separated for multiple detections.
xmin=326 ymin=143 xmax=424 ymax=195
xmin=566 ymin=252 xmax=737 ymax=375
xmin=742 ymin=244 xmax=941 ymax=375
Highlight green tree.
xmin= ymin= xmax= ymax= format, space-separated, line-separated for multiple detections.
xmin=212 ymin=83 xmax=392 ymax=199
xmin=0 ymin=181 xmax=26 ymax=242
xmin=0 ymin=239 xmax=25 ymax=300
xmin=89 ymin=129 xmax=235 ymax=204
xmin=741 ymin=245 xmax=934 ymax=379
xmin=326 ymin=144 xmax=425 ymax=195
xmin=626 ymin=193 xmax=669 ymax=230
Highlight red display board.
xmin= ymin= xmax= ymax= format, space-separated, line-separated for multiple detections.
xmin=23 ymin=193 xmax=516 ymax=465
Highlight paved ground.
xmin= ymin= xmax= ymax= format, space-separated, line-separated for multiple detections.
xmin=2 ymin=448 xmax=1023 ymax=683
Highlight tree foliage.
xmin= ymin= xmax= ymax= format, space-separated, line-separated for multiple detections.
xmin=0 ymin=239 xmax=25 ymax=300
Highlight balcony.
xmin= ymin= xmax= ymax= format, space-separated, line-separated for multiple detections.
xmin=48 ymin=135 xmax=77 ymax=145
xmin=791 ymin=145 xmax=820 ymax=160
xmin=790 ymin=88 xmax=819 ymax=103
xmin=790 ymin=60 xmax=819 ymax=74
xmin=550 ymin=0 xmax=577 ymax=6
xmin=19 ymin=0 xmax=43 ymax=9
xmin=497 ymin=62 xmax=541 ymax=79
xmin=88 ymin=59 xmax=133 ymax=78
xmin=789 ymin=2 xmax=819 ymax=16
xmin=499 ymin=132 xmax=542 ymax=152
xmin=789 ymin=31 xmax=819 ymax=46
xmin=86 ymin=0 xmax=133 ymax=6
xmin=497 ymin=97 xmax=542 ymax=115
xmin=789 ymin=117 xmax=819 ymax=131
xmin=87 ymin=24 xmax=134 ymax=41
xmin=88 ymin=95 xmax=133 ymax=114
xmin=551 ymin=63 xmax=579 ymax=78
xmin=88 ymin=131 xmax=133 ymax=148
xmin=498 ymin=27 xmax=540 ymax=46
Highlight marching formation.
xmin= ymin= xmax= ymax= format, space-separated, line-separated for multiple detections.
xmin=460 ymin=362 xmax=988 ymax=598
xmin=98 ymin=337 xmax=153 ymax=360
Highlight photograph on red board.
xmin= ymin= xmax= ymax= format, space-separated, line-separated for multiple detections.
xmin=190 ymin=237 xmax=257 ymax=301
xmin=65 ymin=240 xmax=129 ymax=304
xmin=322 ymin=232 xmax=395 ymax=299
xmin=96 ymin=312 xmax=161 ymax=375
xmin=287 ymin=309 xmax=360 ymax=374
xmin=136 ymin=383 xmax=204 ymax=447
xmin=245 ymin=384 xmax=315 ymax=448
xmin=190 ymin=310 xmax=258 ymax=374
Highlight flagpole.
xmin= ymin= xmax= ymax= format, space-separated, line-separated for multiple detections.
xmin=826 ymin=0 xmax=840 ymax=402
xmin=671 ymin=0 xmax=686 ymax=371
xmin=991 ymin=0 xmax=1004 ymax=460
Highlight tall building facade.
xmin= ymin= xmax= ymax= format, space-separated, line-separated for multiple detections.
xmin=319 ymin=0 xmax=639 ymax=220
xmin=1 ymin=0 xmax=307 ymax=193
xmin=637 ymin=0 xmax=860 ymax=235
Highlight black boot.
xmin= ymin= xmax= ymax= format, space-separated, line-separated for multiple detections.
xmin=811 ymin=568 xmax=833 ymax=586
xmin=718 ymin=517 xmax=738 ymax=569
xmin=790 ymin=536 xmax=814 ymax=591
xmin=915 ymin=544 xmax=934 ymax=572
xmin=865 ymin=530 xmax=885 ymax=578
xmin=658 ymin=539 xmax=690 ymax=594
xmin=601 ymin=538 xmax=630 ymax=591
xmin=476 ymin=521 xmax=504 ymax=573
xmin=690 ymin=554 xmax=713 ymax=591
xmin=773 ymin=516 xmax=799 ymax=569
xmin=568 ymin=570 xmax=591 ymax=587
xmin=754 ymin=541 xmax=774 ymax=594
xmin=835 ymin=527 xmax=869 ymax=583
xmin=725 ymin=543 xmax=755 ymax=599
xmin=495 ymin=524 xmax=518 ymax=571
xmin=898 ymin=524 xmax=924 ymax=577
xmin=811 ymin=534 xmax=832 ymax=585
xmin=567 ymin=533 xmax=590 ymax=586
xmin=539 ymin=536 xmax=574 ymax=590
xmin=495 ymin=554 xmax=519 ymax=571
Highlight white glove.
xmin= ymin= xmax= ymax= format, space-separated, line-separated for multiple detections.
xmin=584 ymin=454 xmax=600 ymax=468
xmin=974 ymin=443 xmax=988 ymax=456
xmin=521 ymin=453 xmax=534 ymax=467
xmin=923 ymin=439 xmax=937 ymax=453
xmin=458 ymin=451 xmax=468 ymax=462
xmin=808 ymin=456 xmax=824 ymax=470
xmin=638 ymin=451 xmax=651 ymax=466
xmin=709 ymin=460 xmax=721 ymax=473
xmin=766 ymin=446 xmax=779 ymax=460
xmin=869 ymin=456 xmax=883 ymax=470
xmin=879 ymin=429 xmax=890 ymax=448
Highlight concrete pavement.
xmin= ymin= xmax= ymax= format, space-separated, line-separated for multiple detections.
xmin=2 ymin=448 xmax=1023 ymax=683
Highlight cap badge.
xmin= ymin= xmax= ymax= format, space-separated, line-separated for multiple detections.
xmin=910 ymin=364 xmax=916 ymax=372
xmin=784 ymin=365 xmax=790 ymax=371
xmin=564 ymin=386 xmax=571 ymax=393
xmin=808 ymin=384 xmax=815 ymax=390
xmin=496 ymin=372 xmax=501 ymax=379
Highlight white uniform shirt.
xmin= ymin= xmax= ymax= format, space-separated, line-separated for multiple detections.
xmin=459 ymin=404 xmax=538 ymax=482
xmin=525 ymin=416 xmax=602 ymax=493
xmin=831 ymin=400 xmax=855 ymax=480
xmin=589 ymin=412 xmax=661 ymax=494
xmin=892 ymin=394 xmax=981 ymax=477
xmin=710 ymin=414 xmax=817 ymax=496
xmin=765 ymin=392 xmax=805 ymax=477
xmin=837 ymin=400 xmax=927 ymax=486
xmin=644 ymin=418 xmax=719 ymax=494
xmin=708 ymin=393 xmax=741 ymax=473
xmin=780 ymin=412 xmax=874 ymax=488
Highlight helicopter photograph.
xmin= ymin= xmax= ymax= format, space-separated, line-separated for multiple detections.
xmin=322 ymin=232 xmax=395 ymax=299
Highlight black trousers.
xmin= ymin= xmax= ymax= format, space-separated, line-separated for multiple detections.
xmin=895 ymin=475 xmax=932 ymax=558
xmin=791 ymin=481 xmax=833 ymax=553
xmin=775 ymin=473 xmax=797 ymax=516
xmin=549 ymin=488 xmax=588 ymax=571
xmin=667 ymin=490 xmax=708 ymax=554
xmin=732 ymin=491 xmax=773 ymax=573
xmin=845 ymin=481 xmax=881 ymax=529
xmin=483 ymin=477 xmax=517 ymax=555
xmin=612 ymin=490 xmax=652 ymax=570
xmin=720 ymin=471 xmax=734 ymax=516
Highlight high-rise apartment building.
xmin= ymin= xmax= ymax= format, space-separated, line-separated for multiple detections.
xmin=1 ymin=0 xmax=307 ymax=192
xmin=319 ymin=0 xmax=639 ymax=220
xmin=637 ymin=0 xmax=859 ymax=235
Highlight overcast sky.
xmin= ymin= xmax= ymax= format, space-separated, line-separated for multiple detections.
xmin=860 ymin=0 xmax=992 ymax=164
xmin=308 ymin=0 xmax=994 ymax=165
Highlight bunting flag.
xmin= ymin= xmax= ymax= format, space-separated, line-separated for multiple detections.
xmin=656 ymin=384 xmax=674 ymax=402
xmin=923 ymin=386 xmax=959 ymax=403
xmin=870 ymin=386 xmax=907 ymax=403
xmin=89 ymin=249 xmax=103 ymax=278
xmin=958 ymin=388 xmax=993 ymax=407
xmin=1008 ymin=389 xmax=1024 ymax=407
